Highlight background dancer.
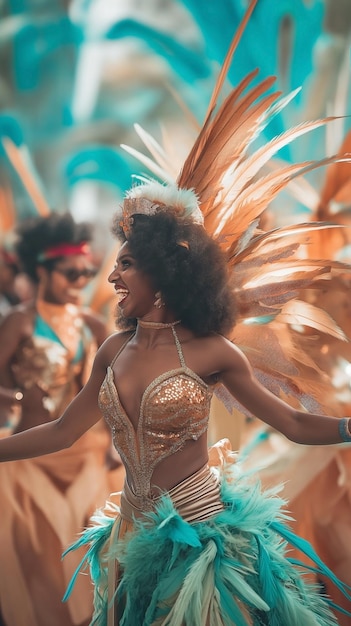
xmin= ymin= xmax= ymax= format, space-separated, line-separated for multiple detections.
xmin=0 ymin=212 xmax=122 ymax=626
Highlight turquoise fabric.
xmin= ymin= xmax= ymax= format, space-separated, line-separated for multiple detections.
xmin=34 ymin=314 xmax=84 ymax=364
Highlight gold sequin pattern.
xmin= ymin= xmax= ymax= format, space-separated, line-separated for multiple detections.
xmin=99 ymin=366 xmax=213 ymax=502
xmin=11 ymin=323 xmax=94 ymax=418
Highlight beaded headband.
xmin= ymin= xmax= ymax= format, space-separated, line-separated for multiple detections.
xmin=120 ymin=179 xmax=204 ymax=238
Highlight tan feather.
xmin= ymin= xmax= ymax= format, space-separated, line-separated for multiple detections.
xmin=133 ymin=123 xmax=177 ymax=178
xmin=200 ymin=0 xmax=259 ymax=127
xmin=318 ymin=130 xmax=351 ymax=213
xmin=228 ymin=219 xmax=351 ymax=262
xmin=265 ymin=158 xmax=319 ymax=211
xmin=233 ymin=322 xmax=323 ymax=378
xmin=2 ymin=138 xmax=50 ymax=217
xmin=120 ymin=142 xmax=174 ymax=184
xmin=230 ymin=322 xmax=342 ymax=415
xmin=278 ymin=300 xmax=347 ymax=341
xmin=227 ymin=119 xmax=338 ymax=196
xmin=118 ymin=4 xmax=351 ymax=413
xmin=0 ymin=182 xmax=16 ymax=232
xmin=178 ymin=75 xmax=279 ymax=197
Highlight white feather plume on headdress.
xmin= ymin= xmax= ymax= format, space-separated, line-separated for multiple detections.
xmin=121 ymin=177 xmax=203 ymax=237
xmin=125 ymin=178 xmax=202 ymax=222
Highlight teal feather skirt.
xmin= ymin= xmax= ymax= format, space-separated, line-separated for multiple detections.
xmin=64 ymin=444 xmax=351 ymax=626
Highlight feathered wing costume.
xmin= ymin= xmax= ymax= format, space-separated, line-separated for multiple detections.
xmin=63 ymin=1 xmax=351 ymax=625
xmin=122 ymin=42 xmax=351 ymax=417
xmin=237 ymin=127 xmax=351 ymax=626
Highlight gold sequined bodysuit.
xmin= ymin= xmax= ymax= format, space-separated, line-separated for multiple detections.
xmin=98 ymin=326 xmax=214 ymax=509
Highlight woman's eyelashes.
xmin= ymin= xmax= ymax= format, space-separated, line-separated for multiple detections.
xmin=115 ymin=256 xmax=133 ymax=271
xmin=121 ymin=259 xmax=132 ymax=268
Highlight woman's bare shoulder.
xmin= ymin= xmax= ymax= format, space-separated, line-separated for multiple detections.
xmin=95 ymin=329 xmax=134 ymax=367
xmin=196 ymin=332 xmax=241 ymax=354
xmin=181 ymin=332 xmax=245 ymax=382
xmin=195 ymin=333 xmax=247 ymax=371
xmin=0 ymin=302 xmax=35 ymax=334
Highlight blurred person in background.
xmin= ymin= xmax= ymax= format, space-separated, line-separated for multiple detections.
xmin=0 ymin=247 xmax=22 ymax=431
xmin=0 ymin=247 xmax=21 ymax=317
xmin=0 ymin=212 xmax=122 ymax=626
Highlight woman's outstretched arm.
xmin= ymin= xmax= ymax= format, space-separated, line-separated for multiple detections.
xmin=216 ymin=336 xmax=348 ymax=445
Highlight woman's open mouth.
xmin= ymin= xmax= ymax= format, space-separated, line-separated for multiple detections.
xmin=115 ymin=288 xmax=129 ymax=305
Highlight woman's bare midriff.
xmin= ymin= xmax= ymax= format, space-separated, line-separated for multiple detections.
xmin=124 ymin=431 xmax=209 ymax=496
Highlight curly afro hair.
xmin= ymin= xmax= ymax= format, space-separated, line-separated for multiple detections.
xmin=15 ymin=212 xmax=93 ymax=283
xmin=112 ymin=211 xmax=237 ymax=336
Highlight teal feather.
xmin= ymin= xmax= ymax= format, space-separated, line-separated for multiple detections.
xmin=238 ymin=427 xmax=270 ymax=460
xmin=0 ymin=114 xmax=24 ymax=151
xmin=272 ymin=521 xmax=351 ymax=601
xmin=63 ymin=471 xmax=349 ymax=626
xmin=256 ymin=536 xmax=282 ymax=607
xmin=159 ymin=541 xmax=219 ymax=626
xmin=63 ymin=146 xmax=133 ymax=192
xmin=153 ymin=500 xmax=202 ymax=548
xmin=220 ymin=560 xmax=270 ymax=610
xmin=62 ymin=518 xmax=114 ymax=601
xmin=214 ymin=577 xmax=258 ymax=626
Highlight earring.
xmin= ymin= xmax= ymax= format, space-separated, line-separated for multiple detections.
xmin=153 ymin=291 xmax=165 ymax=309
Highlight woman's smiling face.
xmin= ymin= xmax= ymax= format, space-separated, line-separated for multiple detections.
xmin=108 ymin=242 xmax=156 ymax=319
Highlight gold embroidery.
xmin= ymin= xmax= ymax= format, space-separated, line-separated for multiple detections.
xmin=98 ymin=328 xmax=213 ymax=505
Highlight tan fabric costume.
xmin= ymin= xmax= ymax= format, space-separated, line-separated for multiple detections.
xmin=0 ymin=306 xmax=124 ymax=626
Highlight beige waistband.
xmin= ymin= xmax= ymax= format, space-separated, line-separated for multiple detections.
xmin=120 ymin=464 xmax=224 ymax=524
xmin=109 ymin=463 xmax=226 ymax=625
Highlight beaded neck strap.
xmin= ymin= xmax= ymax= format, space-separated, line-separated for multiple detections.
xmin=137 ymin=319 xmax=181 ymax=329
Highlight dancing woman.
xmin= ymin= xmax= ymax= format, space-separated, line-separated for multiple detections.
xmin=0 ymin=194 xmax=350 ymax=625
xmin=1 ymin=2 xmax=351 ymax=622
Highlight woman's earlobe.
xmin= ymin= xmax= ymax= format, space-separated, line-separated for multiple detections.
xmin=153 ymin=291 xmax=165 ymax=308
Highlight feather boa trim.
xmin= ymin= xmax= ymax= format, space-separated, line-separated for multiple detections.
xmin=64 ymin=443 xmax=351 ymax=626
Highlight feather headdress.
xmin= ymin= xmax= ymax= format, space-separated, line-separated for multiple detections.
xmin=121 ymin=179 xmax=203 ymax=237
xmin=121 ymin=0 xmax=351 ymax=415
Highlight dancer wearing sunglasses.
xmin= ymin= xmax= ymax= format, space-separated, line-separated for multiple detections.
xmin=0 ymin=248 xmax=23 ymax=432
xmin=0 ymin=212 xmax=122 ymax=626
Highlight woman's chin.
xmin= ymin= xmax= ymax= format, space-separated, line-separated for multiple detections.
xmin=115 ymin=306 xmax=136 ymax=330
xmin=67 ymin=296 xmax=81 ymax=306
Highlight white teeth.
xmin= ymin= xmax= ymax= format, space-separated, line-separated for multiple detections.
xmin=116 ymin=288 xmax=129 ymax=303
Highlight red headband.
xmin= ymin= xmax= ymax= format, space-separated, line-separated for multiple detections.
xmin=0 ymin=249 xmax=18 ymax=267
xmin=38 ymin=242 xmax=91 ymax=261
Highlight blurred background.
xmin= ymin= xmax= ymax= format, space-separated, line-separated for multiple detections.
xmin=1 ymin=0 xmax=351 ymax=324
xmin=1 ymin=4 xmax=351 ymax=624
xmin=1 ymin=0 xmax=351 ymax=241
